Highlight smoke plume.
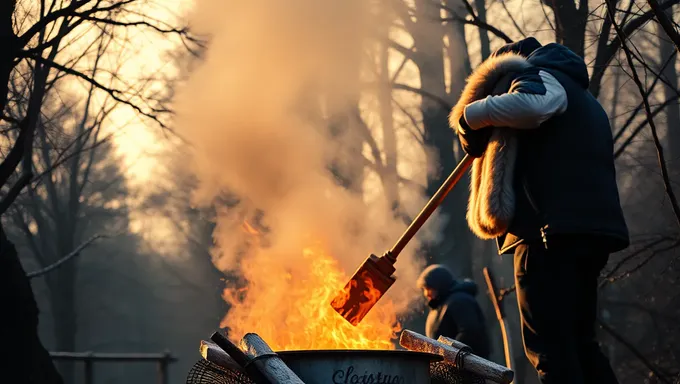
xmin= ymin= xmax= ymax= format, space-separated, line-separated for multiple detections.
xmin=175 ymin=0 xmax=431 ymax=342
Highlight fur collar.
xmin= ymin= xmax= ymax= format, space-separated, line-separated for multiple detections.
xmin=449 ymin=52 xmax=531 ymax=239
xmin=449 ymin=52 xmax=531 ymax=129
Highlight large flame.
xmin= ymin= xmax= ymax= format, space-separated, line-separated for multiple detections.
xmin=220 ymin=236 xmax=401 ymax=350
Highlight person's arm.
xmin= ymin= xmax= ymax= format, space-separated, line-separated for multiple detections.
xmin=463 ymin=68 xmax=568 ymax=130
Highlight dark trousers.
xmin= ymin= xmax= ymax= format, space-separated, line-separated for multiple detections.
xmin=514 ymin=242 xmax=619 ymax=384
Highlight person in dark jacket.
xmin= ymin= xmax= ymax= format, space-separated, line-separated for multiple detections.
xmin=417 ymin=264 xmax=490 ymax=359
xmin=449 ymin=37 xmax=628 ymax=383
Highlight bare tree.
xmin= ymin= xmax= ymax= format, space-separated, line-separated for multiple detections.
xmin=0 ymin=2 xmax=199 ymax=382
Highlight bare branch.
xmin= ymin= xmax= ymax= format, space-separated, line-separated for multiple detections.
xmin=440 ymin=2 xmax=513 ymax=43
xmin=605 ymin=0 xmax=680 ymax=230
xmin=612 ymin=50 xmax=677 ymax=144
xmin=647 ymin=0 xmax=680 ymax=52
xmin=392 ymin=83 xmax=452 ymax=110
xmin=0 ymin=171 xmax=32 ymax=214
xmin=18 ymin=0 xmax=137 ymax=46
xmin=21 ymin=53 xmax=169 ymax=128
xmin=598 ymin=319 xmax=673 ymax=383
xmin=590 ymin=0 xmax=680 ymax=97
xmin=499 ymin=0 xmax=527 ymax=38
xmin=26 ymin=234 xmax=105 ymax=279
xmin=614 ymin=95 xmax=680 ymax=158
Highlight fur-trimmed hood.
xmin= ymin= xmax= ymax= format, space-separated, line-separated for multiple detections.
xmin=449 ymin=52 xmax=531 ymax=130
xmin=449 ymin=52 xmax=533 ymax=239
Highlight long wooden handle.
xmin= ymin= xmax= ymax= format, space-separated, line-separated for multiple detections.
xmin=399 ymin=329 xmax=514 ymax=384
xmin=390 ymin=154 xmax=474 ymax=258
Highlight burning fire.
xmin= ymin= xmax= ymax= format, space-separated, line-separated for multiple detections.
xmin=220 ymin=229 xmax=401 ymax=350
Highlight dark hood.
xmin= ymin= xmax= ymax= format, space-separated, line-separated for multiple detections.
xmin=417 ymin=264 xmax=455 ymax=293
xmin=451 ymin=279 xmax=478 ymax=297
xmin=527 ymin=43 xmax=590 ymax=89
xmin=491 ymin=37 xmax=542 ymax=58
xmin=491 ymin=38 xmax=589 ymax=89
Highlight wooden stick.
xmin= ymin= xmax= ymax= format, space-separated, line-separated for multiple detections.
xmin=400 ymin=329 xmax=514 ymax=384
xmin=238 ymin=333 xmax=306 ymax=384
xmin=483 ymin=267 xmax=514 ymax=373
xmin=200 ymin=340 xmax=246 ymax=373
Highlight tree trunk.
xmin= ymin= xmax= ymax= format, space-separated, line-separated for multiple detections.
xmin=0 ymin=1 xmax=17 ymax=115
xmin=472 ymin=0 xmax=491 ymax=61
xmin=48 ymin=262 xmax=78 ymax=384
xmin=659 ymin=8 xmax=680 ymax=179
xmin=413 ymin=0 xmax=473 ymax=278
xmin=0 ymin=224 xmax=63 ymax=384
xmin=547 ymin=0 xmax=589 ymax=57
xmin=378 ymin=40 xmax=400 ymax=212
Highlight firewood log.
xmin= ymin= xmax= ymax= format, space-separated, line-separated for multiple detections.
xmin=437 ymin=336 xmax=472 ymax=351
xmin=200 ymin=340 xmax=246 ymax=373
xmin=238 ymin=333 xmax=306 ymax=384
xmin=400 ymin=329 xmax=514 ymax=384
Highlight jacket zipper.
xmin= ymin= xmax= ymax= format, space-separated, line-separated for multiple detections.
xmin=522 ymin=177 xmax=549 ymax=249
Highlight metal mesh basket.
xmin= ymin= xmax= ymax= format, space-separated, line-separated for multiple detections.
xmin=187 ymin=358 xmax=489 ymax=384
xmin=186 ymin=359 xmax=254 ymax=384
xmin=430 ymin=361 xmax=487 ymax=384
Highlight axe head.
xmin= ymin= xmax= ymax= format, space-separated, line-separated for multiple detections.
xmin=330 ymin=253 xmax=397 ymax=326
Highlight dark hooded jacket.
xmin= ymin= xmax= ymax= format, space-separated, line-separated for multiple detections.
xmin=452 ymin=37 xmax=630 ymax=254
xmin=417 ymin=265 xmax=490 ymax=358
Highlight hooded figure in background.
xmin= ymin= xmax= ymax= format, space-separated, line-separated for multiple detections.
xmin=450 ymin=37 xmax=627 ymax=383
xmin=417 ymin=264 xmax=490 ymax=359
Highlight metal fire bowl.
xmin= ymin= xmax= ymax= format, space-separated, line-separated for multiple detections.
xmin=276 ymin=349 xmax=443 ymax=384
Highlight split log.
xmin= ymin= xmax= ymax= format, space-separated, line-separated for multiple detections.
xmin=238 ymin=333 xmax=305 ymax=384
xmin=200 ymin=340 xmax=246 ymax=373
xmin=400 ymin=329 xmax=514 ymax=384
xmin=209 ymin=332 xmax=305 ymax=384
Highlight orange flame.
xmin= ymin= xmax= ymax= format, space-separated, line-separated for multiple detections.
xmin=220 ymin=244 xmax=401 ymax=350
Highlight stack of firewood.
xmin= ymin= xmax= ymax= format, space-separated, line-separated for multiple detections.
xmin=400 ymin=330 xmax=515 ymax=384
xmin=199 ymin=332 xmax=305 ymax=384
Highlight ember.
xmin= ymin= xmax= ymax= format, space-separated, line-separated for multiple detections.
xmin=220 ymin=243 xmax=401 ymax=350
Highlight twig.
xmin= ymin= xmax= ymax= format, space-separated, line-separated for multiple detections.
xmin=605 ymin=0 xmax=680 ymax=230
xmin=589 ymin=0 xmax=680 ymax=97
xmin=20 ymin=53 xmax=169 ymax=129
xmin=598 ymin=319 xmax=672 ymax=383
xmin=392 ymin=83 xmax=452 ymax=110
xmin=601 ymin=235 xmax=677 ymax=281
xmin=499 ymin=0 xmax=527 ymax=38
xmin=612 ymin=50 xmax=677 ymax=144
xmin=27 ymin=234 xmax=104 ymax=279
xmin=600 ymin=239 xmax=680 ymax=286
xmin=614 ymin=95 xmax=680 ymax=158
xmin=439 ymin=0 xmax=513 ymax=44
xmin=647 ymin=0 xmax=680 ymax=53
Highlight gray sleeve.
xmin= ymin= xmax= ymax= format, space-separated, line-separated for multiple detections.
xmin=463 ymin=70 xmax=568 ymax=130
